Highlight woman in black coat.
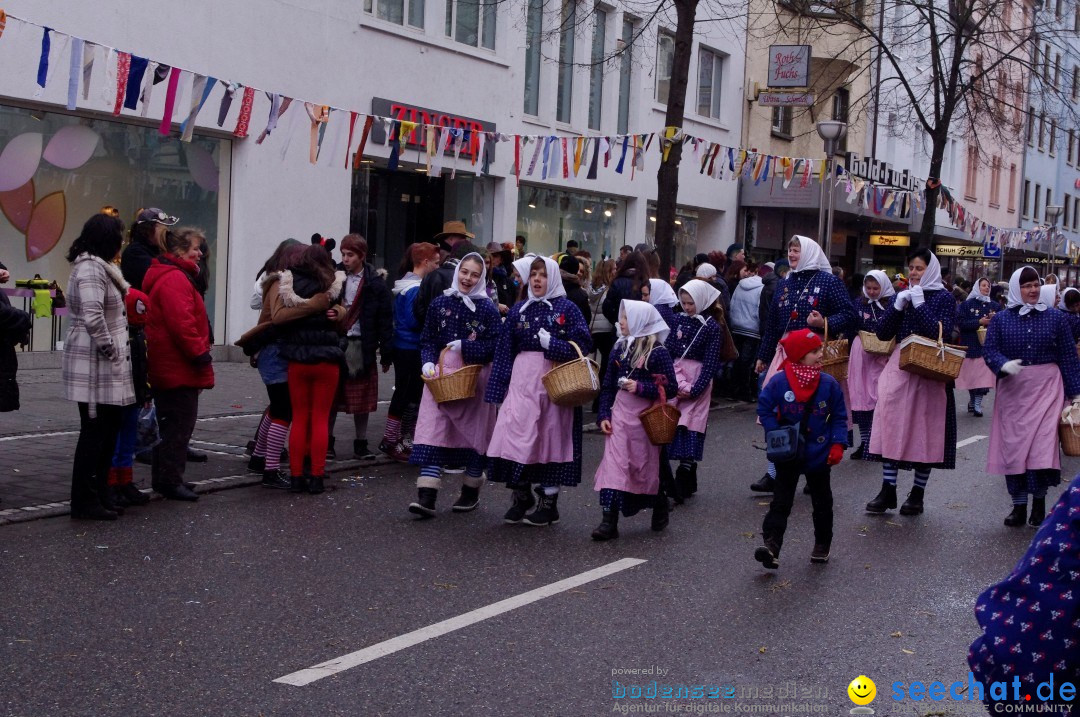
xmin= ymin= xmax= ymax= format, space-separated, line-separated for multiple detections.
xmin=0 ymin=261 xmax=32 ymax=413
xmin=602 ymin=251 xmax=650 ymax=325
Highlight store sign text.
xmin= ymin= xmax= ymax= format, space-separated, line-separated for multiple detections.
xmin=758 ymin=92 xmax=815 ymax=106
xmin=845 ymin=153 xmax=919 ymax=191
xmin=369 ymin=98 xmax=496 ymax=158
xmin=869 ymin=234 xmax=910 ymax=246
xmin=934 ymin=244 xmax=984 ymax=257
xmin=767 ymin=45 xmax=811 ymax=88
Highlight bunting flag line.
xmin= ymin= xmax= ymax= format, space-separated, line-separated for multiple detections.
xmin=66 ymin=37 xmax=83 ymax=111
xmin=112 ymin=51 xmax=130 ymax=116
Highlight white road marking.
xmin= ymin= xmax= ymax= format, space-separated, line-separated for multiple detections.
xmin=956 ymin=435 xmax=987 ymax=448
xmin=273 ymin=557 xmax=648 ymax=687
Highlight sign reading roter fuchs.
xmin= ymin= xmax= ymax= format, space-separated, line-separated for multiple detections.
xmin=767 ymin=45 xmax=812 ymax=88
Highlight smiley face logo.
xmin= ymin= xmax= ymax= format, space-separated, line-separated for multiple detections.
xmin=848 ymin=675 xmax=876 ymax=706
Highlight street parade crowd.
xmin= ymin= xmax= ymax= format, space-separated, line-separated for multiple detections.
xmin=0 ymin=207 xmax=1078 ymax=714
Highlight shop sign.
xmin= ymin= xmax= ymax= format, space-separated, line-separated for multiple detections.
xmin=845 ymin=152 xmax=919 ymax=191
xmin=934 ymin=244 xmax=984 ymax=257
xmin=767 ymin=45 xmax=811 ymax=87
xmin=369 ymin=98 xmax=496 ymax=158
xmin=869 ymin=233 xmax=910 ymax=246
xmin=758 ymin=92 xmax=815 ymax=106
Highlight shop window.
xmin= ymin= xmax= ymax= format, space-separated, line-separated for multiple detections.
xmin=771 ymin=106 xmax=793 ymax=137
xmin=656 ymin=31 xmax=675 ymax=104
xmin=645 ymin=202 xmax=701 ymax=272
xmin=0 ymin=103 xmax=229 ymax=346
xmin=365 ymin=0 xmax=425 ymax=28
xmin=556 ymin=1 xmax=576 ymax=123
xmin=617 ymin=18 xmax=634 ymax=134
xmin=588 ymin=8 xmax=607 ymax=131
xmin=517 ymin=186 xmax=626 ymax=260
xmin=697 ymin=48 xmax=725 ymax=119
xmin=523 ymin=0 xmax=542 ymax=116
xmin=445 ymin=0 xmax=496 ymax=50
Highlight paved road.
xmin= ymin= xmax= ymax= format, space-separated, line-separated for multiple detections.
xmin=0 ymin=392 xmax=1070 ymax=717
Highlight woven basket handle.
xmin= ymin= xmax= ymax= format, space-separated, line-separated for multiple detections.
xmin=937 ymin=321 xmax=944 ymax=347
xmin=656 ymin=381 xmax=667 ymax=406
xmin=568 ymin=340 xmax=584 ymax=360
xmin=823 ymin=316 xmax=829 ymax=343
xmin=437 ymin=347 xmax=449 ymax=376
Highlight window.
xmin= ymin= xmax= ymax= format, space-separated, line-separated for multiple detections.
xmin=1014 ymin=83 xmax=1024 ymax=128
xmin=1073 ymin=66 xmax=1079 ymax=101
xmin=1034 ymin=182 xmax=1042 ymax=220
xmin=1008 ymin=163 xmax=1018 ymax=212
xmin=1033 ymin=41 xmax=1040 ymax=75
xmin=990 ymin=155 xmax=1002 ymax=207
xmin=1045 ymin=44 xmax=1052 ymax=82
xmin=1046 ymin=187 xmax=1053 ymax=222
xmin=1023 ymin=179 xmax=1031 ymax=217
xmin=523 ymin=0 xmax=542 ymax=115
xmin=965 ymin=145 xmax=979 ymax=200
xmin=1074 ymin=196 xmax=1079 ymax=230
xmin=1075 ymin=3 xmax=1080 ymax=32
xmin=1004 ymin=0 xmax=1012 ymax=25
xmin=556 ymin=1 xmax=576 ymax=123
xmin=1055 ymin=54 xmax=1062 ymax=89
xmin=1039 ymin=111 xmax=1047 ymax=150
xmin=655 ymin=31 xmax=674 ymax=103
xmin=1051 ymin=119 xmax=1058 ymax=155
xmin=1056 ymin=0 xmax=1063 ymax=18
xmin=588 ymin=9 xmax=607 ymax=130
xmin=1066 ymin=193 xmax=1072 ymax=227
xmin=832 ymin=88 xmax=850 ymax=152
xmin=772 ymin=106 xmax=793 ymax=136
xmin=365 ymin=0 xmax=425 ymax=27
xmin=697 ymin=48 xmax=725 ymax=119
xmin=617 ymin=19 xmax=633 ymax=134
xmin=1027 ymin=106 xmax=1036 ymax=145
xmin=1069 ymin=130 xmax=1075 ymax=166
xmin=445 ymin=0 xmax=496 ymax=50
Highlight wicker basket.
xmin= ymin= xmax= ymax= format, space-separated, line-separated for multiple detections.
xmin=422 ymin=348 xmax=482 ymax=403
xmin=898 ymin=322 xmax=966 ymax=382
xmin=542 ymin=340 xmax=601 ymax=407
xmin=821 ymin=318 xmax=850 ymax=381
xmin=977 ymin=326 xmax=987 ymax=346
xmin=639 ymin=384 xmax=681 ymax=446
xmin=1061 ymin=405 xmax=1080 ymax=456
xmin=858 ymin=330 xmax=895 ymax=356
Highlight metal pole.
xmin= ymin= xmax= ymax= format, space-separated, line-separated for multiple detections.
xmin=825 ymin=160 xmax=837 ymax=260
xmin=817 ymin=156 xmax=829 ymax=250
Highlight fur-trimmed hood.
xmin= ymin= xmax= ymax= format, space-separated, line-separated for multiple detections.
xmin=277 ymin=269 xmax=345 ymax=308
xmin=74 ymin=253 xmax=130 ymax=295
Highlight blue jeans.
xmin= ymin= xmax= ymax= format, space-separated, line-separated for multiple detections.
xmin=112 ymin=403 xmax=140 ymax=469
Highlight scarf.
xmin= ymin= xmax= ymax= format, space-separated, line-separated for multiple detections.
xmin=862 ymin=269 xmax=895 ymax=311
xmin=783 ymin=361 xmax=821 ymax=403
xmin=972 ymin=277 xmax=991 ymax=303
xmin=791 ymin=235 xmax=832 ymax=273
xmin=679 ymin=279 xmax=721 ymax=324
xmin=912 ymin=252 xmax=945 ymax=291
xmin=442 ymin=252 xmax=490 ymax=312
xmin=614 ymin=299 xmax=670 ymax=359
xmin=648 ymin=278 xmax=679 ymax=308
xmin=1007 ymin=266 xmax=1047 ymax=315
xmin=521 ymin=256 xmax=567 ymax=311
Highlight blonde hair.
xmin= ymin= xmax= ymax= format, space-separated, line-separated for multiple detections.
xmin=623 ymin=335 xmax=657 ymax=370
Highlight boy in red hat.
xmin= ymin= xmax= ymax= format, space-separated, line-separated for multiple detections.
xmin=754 ymin=328 xmax=847 ymax=569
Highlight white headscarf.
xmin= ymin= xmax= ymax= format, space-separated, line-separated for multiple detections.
xmin=1040 ymin=283 xmax=1059 ymax=309
xmin=972 ymin=277 xmax=992 ymax=303
xmin=1062 ymin=286 xmax=1080 ymax=309
xmin=695 ymin=263 xmax=718 ymax=279
xmin=648 ymin=278 xmax=679 ymax=308
xmin=443 ymin=252 xmax=490 ymax=312
xmin=521 ymin=255 xmax=567 ymax=310
xmin=790 ymin=235 xmax=832 ymax=273
xmin=911 ymin=251 xmax=945 ymax=291
xmin=1007 ymin=266 xmax=1047 ymax=314
xmin=614 ymin=299 xmax=670 ymax=358
xmin=511 ymin=253 xmax=537 ymax=283
xmin=863 ymin=269 xmax=896 ymax=310
xmin=679 ymin=279 xmax=721 ymax=323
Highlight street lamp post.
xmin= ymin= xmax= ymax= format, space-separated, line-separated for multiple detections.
xmin=816 ymin=120 xmax=848 ymax=261
xmin=1045 ymin=205 xmax=1063 ymax=275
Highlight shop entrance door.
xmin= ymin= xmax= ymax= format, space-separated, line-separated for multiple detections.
xmin=351 ymin=167 xmax=445 ymax=273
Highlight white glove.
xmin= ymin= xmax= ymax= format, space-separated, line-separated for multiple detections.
xmin=538 ymin=328 xmax=552 ymax=349
xmin=909 ymin=284 xmax=925 ymax=307
xmin=617 ymin=377 xmax=630 ymax=389
xmin=893 ymin=290 xmax=911 ymax=310
xmin=446 ymin=340 xmax=462 ymax=352
xmin=1000 ymin=359 xmax=1024 ymax=376
xmin=422 ymin=362 xmax=437 ymax=378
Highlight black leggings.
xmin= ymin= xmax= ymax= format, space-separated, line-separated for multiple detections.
xmin=71 ymin=403 xmax=124 ymax=509
xmin=266 ymin=382 xmax=292 ymax=423
xmin=389 ymin=349 xmax=423 ymax=418
xmin=591 ymin=331 xmax=616 ymax=411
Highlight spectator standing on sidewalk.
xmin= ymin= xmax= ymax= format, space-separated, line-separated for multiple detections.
xmin=62 ymin=214 xmax=136 ymax=520
xmin=120 ymin=208 xmax=177 ymax=291
xmin=0 ymin=260 xmax=31 ymax=415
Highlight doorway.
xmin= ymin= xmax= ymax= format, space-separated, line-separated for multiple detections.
xmin=351 ymin=167 xmax=445 ymax=274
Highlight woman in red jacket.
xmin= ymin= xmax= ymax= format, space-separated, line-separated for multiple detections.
xmin=143 ymin=227 xmax=214 ymax=501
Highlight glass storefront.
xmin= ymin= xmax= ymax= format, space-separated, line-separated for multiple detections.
xmin=0 ymin=103 xmax=230 ymax=348
xmin=516 ymin=185 xmax=627 ymax=261
xmin=645 ymin=202 xmax=700 ymax=274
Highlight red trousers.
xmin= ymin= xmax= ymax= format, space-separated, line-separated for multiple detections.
xmin=287 ymin=362 xmax=340 ymax=476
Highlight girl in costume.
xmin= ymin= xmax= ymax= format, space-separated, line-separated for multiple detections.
xmin=847 ymin=271 xmax=894 ymax=459
xmin=955 ymin=277 xmax=997 ymax=417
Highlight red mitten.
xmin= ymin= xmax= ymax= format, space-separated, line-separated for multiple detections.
xmin=827 ymin=443 xmax=844 ymax=466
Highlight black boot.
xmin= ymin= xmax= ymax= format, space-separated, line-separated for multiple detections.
xmin=289 ymin=475 xmax=308 ymax=494
xmin=754 ymin=538 xmax=781 ymax=569
xmin=119 ymin=483 xmax=150 ymax=505
xmin=899 ymin=486 xmax=925 ymax=516
xmin=850 ymin=444 xmax=865 ymax=460
xmin=524 ymin=491 xmax=560 ymax=526
xmin=592 ymin=511 xmax=619 ymax=540
xmin=307 ymin=475 xmax=325 ymax=495
xmin=865 ymin=483 xmax=898 ymax=513
xmin=70 ymin=503 xmax=118 ymax=521
xmin=1028 ymin=497 xmax=1046 ymax=526
xmin=452 ymin=485 xmax=481 ymax=512
xmin=409 ymin=487 xmax=438 ymax=518
xmin=750 ymin=474 xmax=775 ymax=493
xmin=503 ymin=486 xmax=536 ymax=524
xmin=247 ymin=455 xmax=266 ymax=474
xmin=651 ymin=492 xmax=670 ymax=532
xmin=675 ymin=464 xmax=693 ymax=500
xmin=261 ymin=469 xmax=291 ymax=490
xmin=326 ymin=437 xmax=337 ymax=461
xmin=688 ymin=463 xmax=698 ymax=495
xmin=1004 ymin=504 xmax=1027 ymax=527
xmin=108 ymin=486 xmax=131 ymax=509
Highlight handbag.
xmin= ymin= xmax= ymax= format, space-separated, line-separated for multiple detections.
xmin=714 ymin=306 xmax=740 ymax=362
xmin=764 ymin=385 xmax=818 ymax=464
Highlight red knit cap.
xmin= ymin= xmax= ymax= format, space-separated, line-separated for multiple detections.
xmin=780 ymin=328 xmax=822 ymax=363
xmin=125 ymin=289 xmax=149 ymax=327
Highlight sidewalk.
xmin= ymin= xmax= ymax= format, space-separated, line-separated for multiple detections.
xmin=0 ymin=362 xmax=405 ymax=523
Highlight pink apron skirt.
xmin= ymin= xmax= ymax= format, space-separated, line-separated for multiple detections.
xmin=486 ymin=351 xmax=573 ymax=465
xmin=672 ymin=358 xmax=710 ymax=433
xmin=869 ymin=351 xmax=947 ymax=464
xmin=848 ymin=336 xmax=889 ymax=412
xmin=987 ymin=363 xmax=1063 ymax=475
xmin=594 ymin=389 xmax=660 ymax=495
xmin=413 ymin=350 xmax=497 ymax=455
xmin=954 ymin=356 xmax=996 ymax=390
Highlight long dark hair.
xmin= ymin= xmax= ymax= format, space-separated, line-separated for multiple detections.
xmin=67 ymin=214 xmax=125 ymax=263
xmin=614 ymin=251 xmax=650 ymax=298
xmin=292 ymin=244 xmax=336 ymax=290
xmin=258 ymin=239 xmax=303 ymax=278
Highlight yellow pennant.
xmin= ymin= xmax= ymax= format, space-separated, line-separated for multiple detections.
xmin=0 ymin=10 xmax=7 ymax=41
xmin=661 ymin=126 xmax=677 ymax=162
